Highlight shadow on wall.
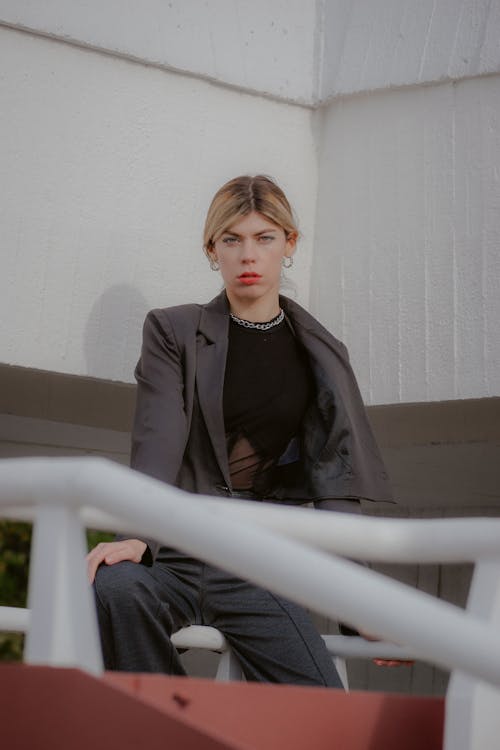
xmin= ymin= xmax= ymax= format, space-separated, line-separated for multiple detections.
xmin=84 ymin=284 xmax=150 ymax=382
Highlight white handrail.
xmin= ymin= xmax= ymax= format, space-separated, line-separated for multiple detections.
xmin=1 ymin=455 xmax=499 ymax=750
xmin=0 ymin=605 xmax=30 ymax=632
xmin=4 ymin=469 xmax=500 ymax=564
xmin=0 ymin=605 xmax=417 ymax=661
xmin=0 ymin=455 xmax=498 ymax=677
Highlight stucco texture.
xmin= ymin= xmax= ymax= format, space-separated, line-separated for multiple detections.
xmin=311 ymin=75 xmax=500 ymax=404
xmin=0 ymin=28 xmax=316 ymax=382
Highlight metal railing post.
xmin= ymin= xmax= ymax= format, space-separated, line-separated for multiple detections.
xmin=445 ymin=557 xmax=500 ymax=750
xmin=25 ymin=505 xmax=103 ymax=675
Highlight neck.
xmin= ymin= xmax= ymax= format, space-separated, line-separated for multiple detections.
xmin=226 ymin=293 xmax=280 ymax=323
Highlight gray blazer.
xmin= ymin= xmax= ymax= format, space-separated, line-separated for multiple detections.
xmin=130 ymin=291 xmax=393 ymax=558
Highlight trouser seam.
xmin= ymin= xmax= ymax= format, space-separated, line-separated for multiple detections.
xmin=143 ymin=564 xmax=198 ymax=627
xmin=267 ymin=592 xmax=331 ymax=687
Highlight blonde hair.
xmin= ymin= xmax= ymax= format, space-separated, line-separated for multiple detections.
xmin=203 ymin=175 xmax=298 ymax=253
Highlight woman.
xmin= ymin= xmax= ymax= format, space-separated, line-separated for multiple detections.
xmin=88 ymin=175 xmax=393 ymax=686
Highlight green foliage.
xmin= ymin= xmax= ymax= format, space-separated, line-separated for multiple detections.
xmin=0 ymin=521 xmax=31 ymax=607
xmin=0 ymin=521 xmax=31 ymax=662
xmin=86 ymin=528 xmax=114 ymax=550
xmin=0 ymin=521 xmax=114 ymax=662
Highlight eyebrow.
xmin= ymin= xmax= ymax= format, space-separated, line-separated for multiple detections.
xmin=222 ymin=229 xmax=278 ymax=238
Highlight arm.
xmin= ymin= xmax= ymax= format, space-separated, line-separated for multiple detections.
xmin=87 ymin=309 xmax=188 ymax=580
xmin=130 ymin=308 xmax=188 ymax=486
xmin=314 ymin=499 xmax=413 ymax=667
xmin=314 ymin=498 xmax=363 ymax=636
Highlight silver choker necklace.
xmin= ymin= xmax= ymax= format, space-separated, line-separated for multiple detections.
xmin=229 ymin=309 xmax=284 ymax=331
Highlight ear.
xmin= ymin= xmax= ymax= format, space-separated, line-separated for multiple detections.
xmin=285 ymin=231 xmax=297 ymax=257
xmin=206 ymin=244 xmax=218 ymax=262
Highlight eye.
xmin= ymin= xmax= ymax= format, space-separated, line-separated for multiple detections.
xmin=259 ymin=235 xmax=275 ymax=243
xmin=222 ymin=236 xmax=239 ymax=245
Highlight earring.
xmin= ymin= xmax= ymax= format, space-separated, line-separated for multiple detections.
xmin=282 ymin=256 xmax=293 ymax=269
xmin=209 ymin=258 xmax=220 ymax=271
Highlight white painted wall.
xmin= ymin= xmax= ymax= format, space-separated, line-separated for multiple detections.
xmin=311 ymin=74 xmax=500 ymax=404
xmin=3 ymin=1 xmax=500 ymax=105
xmin=0 ymin=27 xmax=317 ymax=382
xmin=1 ymin=3 xmax=500 ymax=404
xmin=318 ymin=0 xmax=500 ymax=101
xmin=0 ymin=0 xmax=317 ymax=104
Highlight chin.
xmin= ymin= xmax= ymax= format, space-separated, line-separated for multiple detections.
xmin=231 ymin=286 xmax=265 ymax=298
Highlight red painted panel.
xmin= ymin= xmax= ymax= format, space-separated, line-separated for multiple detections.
xmin=0 ymin=665 xmax=444 ymax=750
xmin=105 ymin=672 xmax=444 ymax=750
xmin=0 ymin=664 xmax=244 ymax=749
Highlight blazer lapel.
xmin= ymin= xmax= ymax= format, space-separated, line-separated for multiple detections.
xmin=196 ymin=292 xmax=232 ymax=488
xmin=280 ymin=295 xmax=347 ymax=361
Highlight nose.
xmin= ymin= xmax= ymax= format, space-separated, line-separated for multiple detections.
xmin=240 ymin=239 xmax=257 ymax=262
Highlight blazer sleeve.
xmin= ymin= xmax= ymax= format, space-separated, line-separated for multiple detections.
xmin=120 ymin=309 xmax=189 ymax=562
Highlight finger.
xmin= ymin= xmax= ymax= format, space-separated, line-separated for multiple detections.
xmin=104 ymin=547 xmax=131 ymax=565
xmin=373 ymin=658 xmax=415 ymax=667
xmin=86 ymin=542 xmax=120 ymax=582
xmin=105 ymin=540 xmax=146 ymax=565
xmin=86 ymin=542 xmax=110 ymax=565
xmin=87 ymin=547 xmax=108 ymax=584
xmin=87 ymin=540 xmax=144 ymax=582
xmin=87 ymin=541 xmax=123 ymax=566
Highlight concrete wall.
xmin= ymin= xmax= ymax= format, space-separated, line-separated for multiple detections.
xmin=310 ymin=0 xmax=500 ymax=405
xmin=311 ymin=74 xmax=500 ymax=404
xmin=0 ymin=26 xmax=317 ymax=382
xmin=4 ymin=1 xmax=500 ymax=105
xmin=318 ymin=0 xmax=500 ymax=101
xmin=1 ymin=1 xmax=500 ymax=402
xmin=0 ymin=0 xmax=317 ymax=104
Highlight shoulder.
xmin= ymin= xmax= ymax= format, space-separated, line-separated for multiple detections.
xmin=143 ymin=291 xmax=227 ymax=346
xmin=147 ymin=303 xmax=202 ymax=327
xmin=146 ymin=290 xmax=227 ymax=328
xmin=142 ymin=304 xmax=203 ymax=351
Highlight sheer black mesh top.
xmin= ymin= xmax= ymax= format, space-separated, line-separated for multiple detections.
xmin=223 ymin=316 xmax=313 ymax=494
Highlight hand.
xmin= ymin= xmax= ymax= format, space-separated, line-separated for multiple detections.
xmin=86 ymin=539 xmax=147 ymax=583
xmin=359 ymin=630 xmax=415 ymax=668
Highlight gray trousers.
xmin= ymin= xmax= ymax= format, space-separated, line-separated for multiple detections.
xmin=94 ymin=547 xmax=343 ymax=688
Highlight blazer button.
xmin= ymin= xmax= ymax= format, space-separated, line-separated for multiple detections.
xmin=215 ymin=483 xmax=231 ymax=494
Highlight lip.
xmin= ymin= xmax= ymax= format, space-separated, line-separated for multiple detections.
xmin=238 ymin=273 xmax=262 ymax=286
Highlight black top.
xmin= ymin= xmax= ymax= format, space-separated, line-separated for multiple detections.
xmin=223 ymin=316 xmax=313 ymax=494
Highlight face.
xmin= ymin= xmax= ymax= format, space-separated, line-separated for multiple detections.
xmin=208 ymin=211 xmax=296 ymax=311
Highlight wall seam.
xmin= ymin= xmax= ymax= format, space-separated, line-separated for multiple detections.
xmin=0 ymin=21 xmax=314 ymax=110
xmin=312 ymin=0 xmax=326 ymax=106
xmin=4 ymin=19 xmax=500 ymax=111
xmin=307 ymin=0 xmax=327 ymax=312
